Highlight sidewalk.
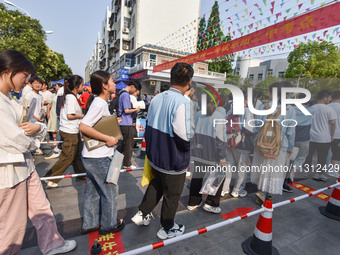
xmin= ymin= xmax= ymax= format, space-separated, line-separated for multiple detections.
xmin=20 ymin=150 xmax=340 ymax=255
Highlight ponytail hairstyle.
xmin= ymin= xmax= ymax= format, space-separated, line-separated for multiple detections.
xmin=62 ymin=75 xmax=83 ymax=107
xmin=0 ymin=50 xmax=36 ymax=88
xmin=85 ymin=70 xmax=111 ymax=114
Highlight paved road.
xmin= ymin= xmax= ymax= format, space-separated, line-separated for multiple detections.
xmin=20 ymin=149 xmax=340 ymax=255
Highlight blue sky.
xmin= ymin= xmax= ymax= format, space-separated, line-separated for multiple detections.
xmin=2 ymin=0 xmax=340 ymax=79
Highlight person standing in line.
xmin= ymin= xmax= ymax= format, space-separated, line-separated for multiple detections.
xmin=79 ymin=70 xmax=125 ymax=235
xmin=117 ymin=80 xmax=140 ymax=169
xmin=0 ymin=50 xmax=76 ymax=255
xmin=131 ymin=62 xmax=194 ymax=240
xmin=326 ymin=90 xmax=340 ymax=178
xmin=222 ymin=90 xmax=254 ymax=198
xmin=251 ymin=82 xmax=296 ymax=203
xmin=187 ymin=92 xmax=227 ymax=214
xmin=41 ymin=81 xmax=53 ymax=123
xmin=44 ymin=75 xmax=86 ymax=188
xmin=291 ymin=95 xmax=315 ymax=180
xmin=303 ymin=89 xmax=337 ymax=181
xmin=24 ymin=75 xmax=45 ymax=122
xmin=79 ymin=87 xmax=90 ymax=114
xmin=20 ymin=76 xmax=32 ymax=103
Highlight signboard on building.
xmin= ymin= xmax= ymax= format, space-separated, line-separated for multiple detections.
xmin=130 ymin=70 xmax=148 ymax=81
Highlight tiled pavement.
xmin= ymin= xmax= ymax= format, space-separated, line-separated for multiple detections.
xmin=20 ymin=149 xmax=340 ymax=255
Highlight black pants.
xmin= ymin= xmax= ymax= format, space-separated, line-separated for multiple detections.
xmin=331 ymin=139 xmax=340 ymax=161
xmin=188 ymin=161 xmax=224 ymax=207
xmin=139 ymin=168 xmax=186 ymax=230
xmin=117 ymin=125 xmax=135 ymax=167
xmin=303 ymin=141 xmax=331 ymax=173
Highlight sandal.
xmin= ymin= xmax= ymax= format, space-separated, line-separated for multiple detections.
xmin=99 ymin=219 xmax=125 ymax=235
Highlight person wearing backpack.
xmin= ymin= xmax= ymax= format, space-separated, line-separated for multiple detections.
xmin=250 ymin=82 xmax=296 ymax=204
xmin=116 ymin=80 xmax=140 ymax=168
xmin=222 ymin=90 xmax=254 ymax=198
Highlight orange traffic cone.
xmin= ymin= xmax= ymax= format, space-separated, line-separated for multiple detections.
xmin=319 ymin=178 xmax=340 ymax=221
xmin=242 ymin=194 xmax=279 ymax=255
xmin=138 ymin=134 xmax=146 ymax=159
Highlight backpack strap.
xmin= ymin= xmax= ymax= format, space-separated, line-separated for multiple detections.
xmin=265 ymin=103 xmax=281 ymax=119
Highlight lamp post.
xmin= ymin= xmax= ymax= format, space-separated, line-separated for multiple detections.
xmin=4 ymin=0 xmax=30 ymax=16
xmin=4 ymin=1 xmax=53 ymax=35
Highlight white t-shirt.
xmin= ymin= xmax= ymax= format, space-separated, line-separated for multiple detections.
xmin=57 ymin=86 xmax=64 ymax=96
xmin=310 ymin=103 xmax=337 ymax=143
xmin=41 ymin=90 xmax=53 ymax=112
xmin=20 ymin=85 xmax=32 ymax=103
xmin=81 ymin=97 xmax=114 ymax=158
xmin=60 ymin=94 xmax=82 ymax=134
xmin=329 ymin=102 xmax=340 ymax=139
xmin=25 ymin=91 xmax=44 ymax=119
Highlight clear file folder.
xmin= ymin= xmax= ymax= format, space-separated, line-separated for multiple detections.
xmin=83 ymin=114 xmax=123 ymax=151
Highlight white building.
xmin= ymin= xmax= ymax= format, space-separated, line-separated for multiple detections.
xmin=86 ymin=0 xmax=227 ymax=91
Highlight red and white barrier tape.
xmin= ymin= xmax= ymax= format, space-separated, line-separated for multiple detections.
xmin=40 ymin=167 xmax=144 ymax=181
xmin=40 ymin=141 xmax=63 ymax=144
xmin=121 ymin=179 xmax=340 ymax=255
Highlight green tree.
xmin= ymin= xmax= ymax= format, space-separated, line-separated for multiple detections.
xmin=197 ymin=16 xmax=207 ymax=51
xmin=285 ymin=40 xmax=340 ymax=78
xmin=0 ymin=3 xmax=72 ymax=81
xmin=202 ymin=1 xmax=233 ymax=74
xmin=254 ymin=75 xmax=281 ymax=100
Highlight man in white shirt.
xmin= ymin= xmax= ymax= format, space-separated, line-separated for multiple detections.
xmin=24 ymin=76 xmax=44 ymax=122
xmin=303 ymin=90 xmax=337 ymax=181
xmin=328 ymin=90 xmax=340 ymax=177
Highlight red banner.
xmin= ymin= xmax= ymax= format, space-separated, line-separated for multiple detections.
xmin=153 ymin=2 xmax=340 ymax=73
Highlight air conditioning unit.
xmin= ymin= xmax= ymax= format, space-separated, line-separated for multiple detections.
xmin=129 ymin=7 xmax=133 ymax=14
xmin=123 ymin=28 xmax=130 ymax=34
xmin=123 ymin=45 xmax=129 ymax=51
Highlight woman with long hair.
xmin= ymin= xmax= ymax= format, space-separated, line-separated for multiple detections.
xmin=45 ymin=75 xmax=86 ymax=188
xmin=79 ymin=70 xmax=125 ymax=235
xmin=0 ymin=50 xmax=76 ymax=254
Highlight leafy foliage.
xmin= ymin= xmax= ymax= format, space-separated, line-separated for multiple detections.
xmin=0 ymin=3 xmax=72 ymax=81
xmin=285 ymin=41 xmax=340 ymax=78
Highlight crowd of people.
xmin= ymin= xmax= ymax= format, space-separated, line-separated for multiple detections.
xmin=1 ymin=49 xmax=340 ymax=254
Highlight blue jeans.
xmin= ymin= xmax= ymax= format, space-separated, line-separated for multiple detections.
xmin=82 ymin=157 xmax=118 ymax=230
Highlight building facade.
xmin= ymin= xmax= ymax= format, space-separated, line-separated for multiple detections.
xmin=85 ymin=0 xmax=227 ymax=92
xmin=234 ymin=57 xmax=289 ymax=85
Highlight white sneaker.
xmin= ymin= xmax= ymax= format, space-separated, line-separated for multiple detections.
xmin=186 ymin=201 xmax=203 ymax=211
xmin=44 ymin=240 xmax=77 ymax=255
xmin=45 ymin=153 xmax=60 ymax=160
xmin=124 ymin=165 xmax=137 ymax=169
xmin=54 ymin=147 xmax=61 ymax=154
xmin=46 ymin=181 xmax=58 ymax=188
xmin=314 ymin=173 xmax=328 ymax=182
xmin=35 ymin=148 xmax=44 ymax=156
xmin=203 ymin=204 xmax=221 ymax=214
xmin=157 ymin=223 xmax=185 ymax=240
xmin=231 ymin=190 xmax=248 ymax=198
xmin=131 ymin=210 xmax=153 ymax=226
xmin=221 ymin=191 xmax=229 ymax=197
xmin=328 ymin=168 xmax=340 ymax=178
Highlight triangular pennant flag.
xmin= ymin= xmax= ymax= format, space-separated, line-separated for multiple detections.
xmin=284 ymin=16 xmax=287 ymax=21
xmin=235 ymin=13 xmax=240 ymax=20
xmin=304 ymin=36 xmax=307 ymax=40
xmin=245 ymin=8 xmax=248 ymax=14
xmin=267 ymin=17 xmax=271 ymax=22
xmin=226 ymin=9 xmax=229 ymax=12
xmin=270 ymin=8 xmax=274 ymax=14
xmin=263 ymin=0 xmax=267 ymax=5
xmin=330 ymin=36 xmax=334 ymax=40
xmin=286 ymin=8 xmax=291 ymax=13
xmin=271 ymin=1 xmax=275 ymax=7
xmin=323 ymin=30 xmax=328 ymax=37
xmin=243 ymin=0 xmax=247 ymax=5
xmin=234 ymin=4 xmax=238 ymax=7
xmin=298 ymin=4 xmax=303 ymax=10
xmin=254 ymin=3 xmax=259 ymax=8
xmin=276 ymin=13 xmax=282 ymax=19
xmin=321 ymin=2 xmax=326 ymax=7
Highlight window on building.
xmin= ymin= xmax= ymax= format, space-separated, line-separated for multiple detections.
xmin=136 ymin=55 xmax=141 ymax=65
xmin=131 ymin=14 xmax=135 ymax=28
xmin=123 ymin=40 xmax=130 ymax=51
xmin=278 ymin=72 xmax=285 ymax=78
xmin=124 ymin=17 xmax=131 ymax=29
xmin=249 ymin=74 xmax=254 ymax=80
xmin=131 ymin=37 xmax=134 ymax=50
xmin=258 ymin=73 xmax=263 ymax=80
xmin=124 ymin=0 xmax=131 ymax=7
xmin=126 ymin=58 xmax=131 ymax=67
xmin=268 ymin=69 xmax=273 ymax=76
xmin=150 ymin=54 xmax=156 ymax=66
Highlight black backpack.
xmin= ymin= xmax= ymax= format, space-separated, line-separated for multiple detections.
xmin=109 ymin=90 xmax=128 ymax=116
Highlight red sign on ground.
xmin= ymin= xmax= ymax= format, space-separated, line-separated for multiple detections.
xmin=88 ymin=231 xmax=125 ymax=255
xmin=289 ymin=182 xmax=330 ymax=201
xmin=221 ymin=207 xmax=255 ymax=220
xmin=153 ymin=2 xmax=340 ymax=73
